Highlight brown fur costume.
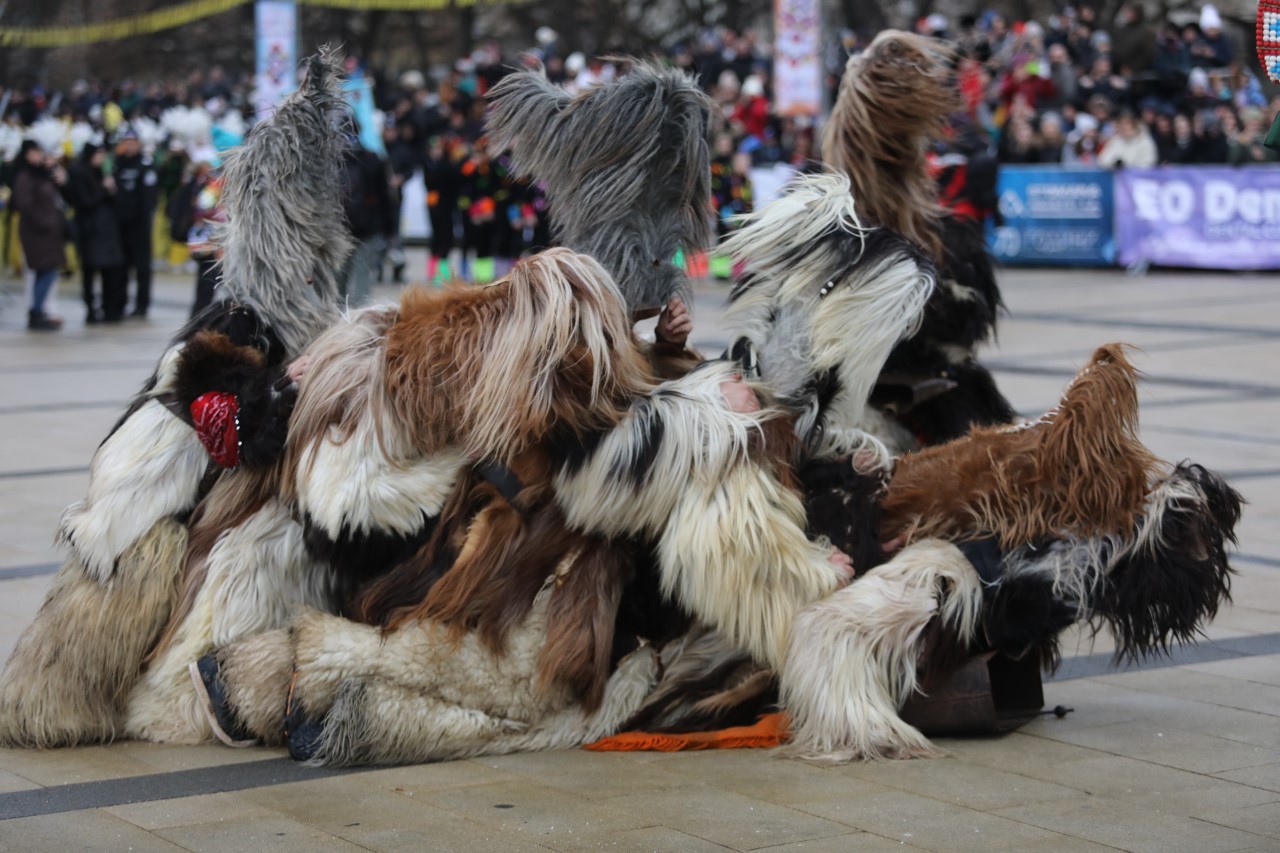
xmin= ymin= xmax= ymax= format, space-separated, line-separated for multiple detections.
xmin=881 ymin=344 xmax=1161 ymax=548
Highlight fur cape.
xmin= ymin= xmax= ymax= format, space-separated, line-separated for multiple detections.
xmin=721 ymin=171 xmax=936 ymax=467
xmin=821 ymin=31 xmax=1014 ymax=448
xmin=486 ymin=60 xmax=715 ymax=313
xmin=0 ymin=51 xmax=350 ymax=749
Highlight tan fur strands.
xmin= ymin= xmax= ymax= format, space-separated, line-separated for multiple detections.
xmin=384 ymin=249 xmax=654 ymax=463
xmin=821 ymin=31 xmax=957 ymax=261
xmin=881 ymin=344 xmax=1161 ymax=549
xmin=0 ymin=518 xmax=187 ymax=747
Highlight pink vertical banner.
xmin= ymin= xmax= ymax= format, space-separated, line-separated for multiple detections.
xmin=254 ymin=1 xmax=298 ymax=119
xmin=774 ymin=0 xmax=823 ymax=117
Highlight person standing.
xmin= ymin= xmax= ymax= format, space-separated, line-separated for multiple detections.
xmin=113 ymin=127 xmax=158 ymax=318
xmin=10 ymin=141 xmax=67 ymax=331
xmin=66 ymin=142 xmax=128 ymax=323
xmin=339 ymin=131 xmax=395 ymax=306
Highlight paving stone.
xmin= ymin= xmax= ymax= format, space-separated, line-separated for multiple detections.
xmin=0 ymin=744 xmax=161 ymax=787
xmin=595 ymin=784 xmax=852 ymax=850
xmin=155 ymin=815 xmax=372 ymax=852
xmin=631 ymin=749 xmax=882 ymax=807
xmin=792 ymin=788 xmax=1069 ymax=852
xmin=746 ymin=831 xmax=929 ymax=851
xmin=993 ymin=797 xmax=1271 ymax=853
xmin=419 ymin=778 xmax=653 ymax=842
xmin=839 ymin=755 xmax=1088 ymax=811
xmin=1193 ymin=801 xmax=1280 ymax=840
xmin=0 ymin=808 xmax=187 ymax=852
xmin=1212 ymin=763 xmax=1280 ymax=795
xmin=554 ymin=825 xmax=735 ymax=852
xmin=359 ymin=757 xmax=518 ymax=794
xmin=1189 ymin=655 xmax=1280 ymax=688
xmin=105 ymin=791 xmax=276 ymax=831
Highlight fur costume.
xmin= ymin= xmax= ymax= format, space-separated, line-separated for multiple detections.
xmin=778 ymin=353 xmax=1239 ymax=762
xmin=0 ymin=52 xmax=350 ymax=748
xmin=721 ymin=170 xmax=937 ymax=467
xmin=823 ymin=30 xmax=1015 ymax=448
xmin=486 ymin=60 xmax=714 ymax=312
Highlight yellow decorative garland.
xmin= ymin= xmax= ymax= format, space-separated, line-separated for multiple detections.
xmin=1 ymin=0 xmax=507 ymax=48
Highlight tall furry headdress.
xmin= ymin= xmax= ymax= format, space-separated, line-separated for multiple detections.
xmin=821 ymin=31 xmax=957 ymax=261
xmin=215 ymin=49 xmax=352 ymax=357
xmin=486 ymin=60 xmax=714 ymax=313
xmin=721 ymin=171 xmax=936 ymax=463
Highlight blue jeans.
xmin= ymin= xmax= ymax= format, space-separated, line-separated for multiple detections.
xmin=31 ymin=269 xmax=57 ymax=314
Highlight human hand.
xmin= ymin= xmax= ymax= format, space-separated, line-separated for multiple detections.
xmin=828 ymin=547 xmax=855 ymax=585
xmin=103 ymin=176 xmax=116 ymax=193
xmin=655 ymin=296 xmax=692 ymax=346
xmin=286 ymin=355 xmax=313 ymax=383
xmin=719 ymin=376 xmax=760 ymax=413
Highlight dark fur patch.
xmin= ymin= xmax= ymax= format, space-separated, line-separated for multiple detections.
xmin=1092 ymin=462 xmax=1241 ymax=662
xmin=798 ymin=457 xmax=887 ymax=575
xmin=303 ymin=512 xmax=438 ymax=608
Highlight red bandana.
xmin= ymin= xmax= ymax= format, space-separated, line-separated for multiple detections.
xmin=191 ymin=391 xmax=240 ymax=468
xmin=1259 ymin=1 xmax=1280 ymax=82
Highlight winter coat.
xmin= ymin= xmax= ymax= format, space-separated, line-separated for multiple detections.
xmin=10 ymin=168 xmax=67 ymax=271
xmin=1099 ymin=131 xmax=1159 ymax=169
xmin=113 ymin=153 xmax=159 ymax=227
xmin=66 ymin=162 xmax=126 ymax=269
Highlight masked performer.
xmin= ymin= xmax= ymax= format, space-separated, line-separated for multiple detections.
xmin=0 ymin=53 xmax=351 ymax=748
xmin=824 ymin=31 xmax=1014 ymax=449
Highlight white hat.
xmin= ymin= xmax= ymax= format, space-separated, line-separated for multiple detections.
xmin=925 ymin=13 xmax=948 ymax=33
xmin=742 ymin=75 xmax=765 ymax=97
xmin=1200 ymin=4 xmax=1222 ymax=32
xmin=535 ymin=27 xmax=557 ymax=46
xmin=565 ymin=52 xmax=586 ymax=74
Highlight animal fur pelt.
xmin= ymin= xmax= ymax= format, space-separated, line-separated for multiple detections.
xmin=881 ymin=344 xmax=1161 ymax=549
xmin=988 ymin=462 xmax=1241 ymax=667
xmin=206 ymin=576 xmax=660 ymax=767
xmin=0 ymin=519 xmax=188 ymax=747
xmin=780 ymin=538 xmax=985 ymax=762
xmin=0 ymin=51 xmax=353 ymax=750
xmin=486 ymin=59 xmax=714 ymax=313
xmin=213 ymin=48 xmax=351 ymax=357
xmin=822 ymin=31 xmax=955 ymax=261
xmin=554 ymin=360 xmax=845 ymax=669
xmin=720 ymin=171 xmax=936 ymax=466
xmin=822 ymin=31 xmax=1014 ymax=447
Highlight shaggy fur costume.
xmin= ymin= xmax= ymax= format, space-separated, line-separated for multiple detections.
xmin=822 ymin=30 xmax=1014 ymax=448
xmin=0 ymin=52 xmax=350 ymax=748
xmin=881 ymin=344 xmax=1160 ymax=549
xmin=721 ymin=171 xmax=937 ymax=467
xmin=486 ymin=60 xmax=714 ymax=312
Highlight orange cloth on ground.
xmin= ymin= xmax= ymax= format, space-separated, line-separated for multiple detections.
xmin=584 ymin=712 xmax=790 ymax=752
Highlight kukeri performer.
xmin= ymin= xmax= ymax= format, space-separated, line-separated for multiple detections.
xmin=0 ymin=52 xmax=351 ymax=749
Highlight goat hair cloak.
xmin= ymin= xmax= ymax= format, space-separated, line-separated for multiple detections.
xmin=779 ymin=346 xmax=1240 ymax=762
xmin=823 ymin=31 xmax=1014 ymax=448
xmin=486 ymin=59 xmax=715 ymax=313
xmin=0 ymin=51 xmax=350 ymax=749
xmin=721 ymin=171 xmax=937 ymax=468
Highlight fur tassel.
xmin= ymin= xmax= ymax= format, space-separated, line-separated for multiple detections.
xmin=882 ymin=344 xmax=1161 ymax=549
xmin=821 ymin=31 xmax=956 ymax=262
xmin=125 ymin=499 xmax=333 ymax=744
xmin=780 ymin=539 xmax=983 ymax=762
xmin=487 ymin=61 xmax=714 ymax=312
xmin=0 ymin=518 xmax=187 ymax=747
xmin=214 ymin=48 xmax=351 ymax=357
xmin=721 ymin=171 xmax=936 ymax=462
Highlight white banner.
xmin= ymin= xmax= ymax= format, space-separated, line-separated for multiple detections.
xmin=254 ymin=1 xmax=297 ymax=118
xmin=774 ymin=0 xmax=823 ymax=117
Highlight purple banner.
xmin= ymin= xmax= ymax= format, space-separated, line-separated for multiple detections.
xmin=1115 ymin=167 xmax=1280 ymax=270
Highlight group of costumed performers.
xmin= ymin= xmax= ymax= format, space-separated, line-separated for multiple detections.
xmin=0 ymin=41 xmax=1241 ymax=767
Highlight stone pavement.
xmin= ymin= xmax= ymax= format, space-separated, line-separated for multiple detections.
xmin=0 ymin=263 xmax=1276 ymax=852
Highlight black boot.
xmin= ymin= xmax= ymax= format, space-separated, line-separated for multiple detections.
xmin=28 ymin=310 xmax=60 ymax=332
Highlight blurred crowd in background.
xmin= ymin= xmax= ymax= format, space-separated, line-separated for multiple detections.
xmin=1 ymin=3 xmax=1276 ymax=327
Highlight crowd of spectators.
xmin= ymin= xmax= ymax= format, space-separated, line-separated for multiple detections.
xmin=1 ymin=4 xmax=1276 ymax=304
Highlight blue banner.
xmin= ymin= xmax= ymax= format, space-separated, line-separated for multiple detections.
xmin=988 ymin=166 xmax=1115 ymax=266
xmin=1115 ymin=167 xmax=1280 ymax=270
